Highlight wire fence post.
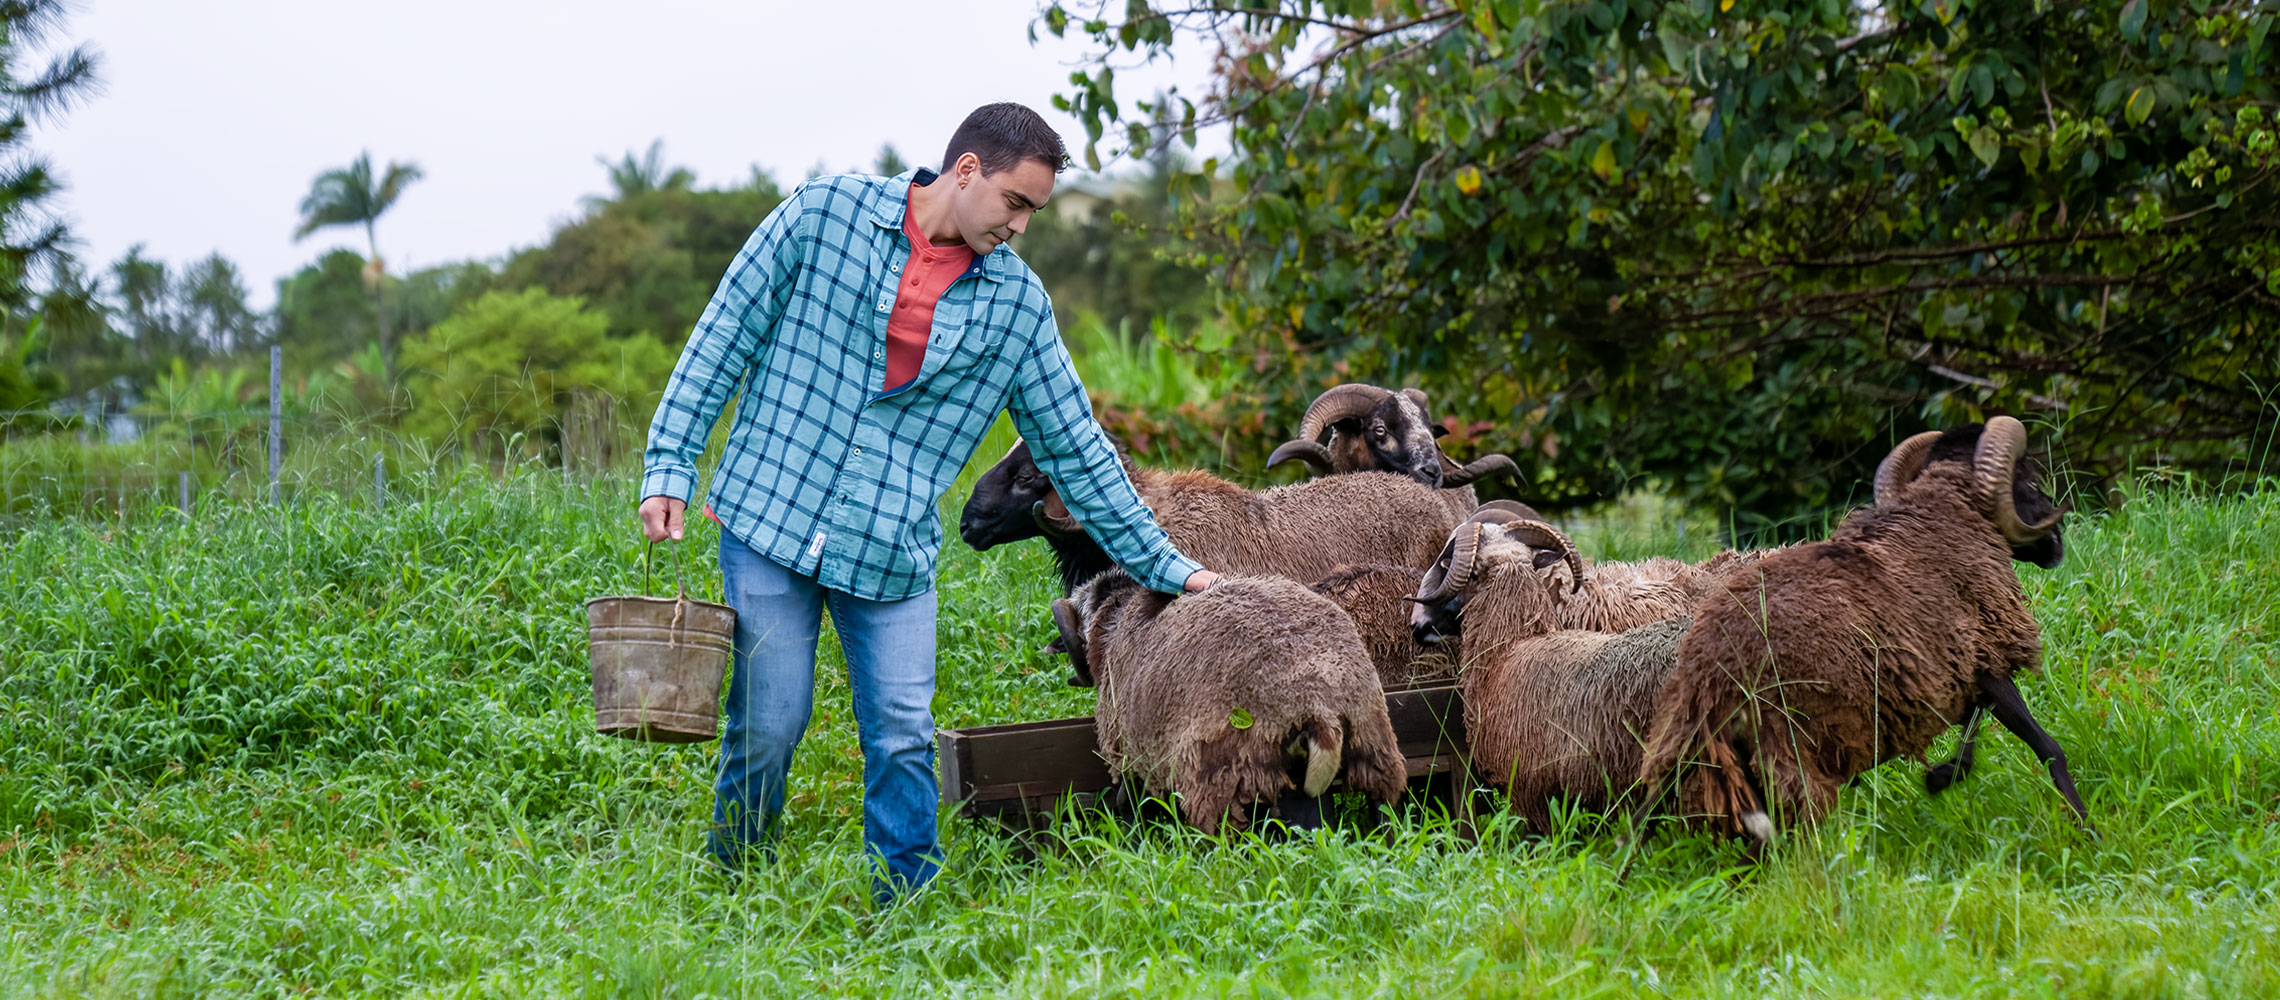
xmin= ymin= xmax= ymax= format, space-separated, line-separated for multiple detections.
xmin=374 ymin=452 xmax=385 ymax=508
xmin=269 ymin=345 xmax=282 ymax=506
xmin=178 ymin=470 xmax=191 ymax=515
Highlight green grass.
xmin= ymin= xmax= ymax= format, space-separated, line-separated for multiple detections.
xmin=3 ymin=451 xmax=2278 ymax=996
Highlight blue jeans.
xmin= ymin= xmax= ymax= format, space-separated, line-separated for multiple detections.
xmin=708 ymin=532 xmax=941 ymax=904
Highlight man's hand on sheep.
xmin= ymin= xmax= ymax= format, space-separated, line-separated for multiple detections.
xmin=1182 ymin=569 xmax=1220 ymax=593
xmin=639 ymin=495 xmax=687 ymax=543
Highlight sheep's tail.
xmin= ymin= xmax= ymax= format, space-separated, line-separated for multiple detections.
xmin=1636 ymin=682 xmax=1766 ymax=842
xmin=1301 ymin=716 xmax=1343 ymax=798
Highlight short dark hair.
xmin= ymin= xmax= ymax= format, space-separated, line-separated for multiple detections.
xmin=942 ymin=102 xmax=1070 ymax=177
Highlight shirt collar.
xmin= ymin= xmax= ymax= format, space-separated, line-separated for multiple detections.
xmin=874 ymin=167 xmax=1007 ymax=283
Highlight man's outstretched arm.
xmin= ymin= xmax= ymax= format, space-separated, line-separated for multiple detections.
xmin=1005 ymin=305 xmax=1214 ymax=594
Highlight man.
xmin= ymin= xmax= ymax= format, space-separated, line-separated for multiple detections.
xmin=637 ymin=102 xmax=1217 ymax=904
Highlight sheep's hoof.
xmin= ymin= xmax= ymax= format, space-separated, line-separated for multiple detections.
xmin=1740 ymin=811 xmax=1774 ymax=858
xmin=1924 ymin=760 xmax=1979 ymax=797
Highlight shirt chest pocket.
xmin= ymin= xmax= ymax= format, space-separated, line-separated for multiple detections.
xmin=920 ymin=294 xmax=1007 ymax=380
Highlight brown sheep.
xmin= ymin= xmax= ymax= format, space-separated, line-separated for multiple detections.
xmin=1402 ymin=507 xmax=1689 ymax=830
xmin=1469 ymin=619 xmax=1692 ymax=833
xmin=1308 ymin=563 xmax=1457 ymax=691
xmin=1633 ymin=417 xmax=2088 ymax=850
xmin=1050 ymin=570 xmax=1407 ymax=833
xmin=959 ymin=437 xmax=1468 ymax=593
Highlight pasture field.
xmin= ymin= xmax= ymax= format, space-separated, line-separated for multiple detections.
xmin=2 ymin=450 xmax=2276 ymax=998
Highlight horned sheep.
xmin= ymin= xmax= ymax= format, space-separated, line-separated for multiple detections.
xmin=1050 ymin=570 xmax=1408 ymax=833
xmin=1407 ymin=501 xmax=1756 ymax=641
xmin=1265 ymin=383 xmax=1522 ymax=492
xmin=1632 ymin=417 xmax=2090 ymax=850
xmin=958 ymin=438 xmax=1467 ymax=593
xmin=1401 ymin=506 xmax=1693 ymax=831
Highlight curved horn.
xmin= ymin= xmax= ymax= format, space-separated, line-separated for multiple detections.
xmin=1414 ymin=523 xmax=1487 ymax=604
xmin=1469 ymin=499 xmax=1544 ymax=524
xmin=1399 ymin=387 xmax=1432 ymax=416
xmin=1439 ymin=452 xmax=1521 ymax=488
xmin=1030 ymin=494 xmax=1082 ymax=537
xmin=1502 ymin=519 xmax=1585 ymax=593
xmin=1294 ymin=384 xmax=1392 ymax=445
xmin=1974 ymin=416 xmax=2065 ymax=544
xmin=1413 ymin=502 xmax=1541 ymax=603
xmin=1050 ymin=598 xmax=1094 ymax=687
xmin=1873 ymin=431 xmax=1944 ymax=506
xmin=1266 ymin=439 xmax=1336 ymax=474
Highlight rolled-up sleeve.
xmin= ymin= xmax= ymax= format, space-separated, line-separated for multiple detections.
xmin=641 ymin=183 xmax=812 ymax=504
xmin=1005 ymin=308 xmax=1203 ymax=594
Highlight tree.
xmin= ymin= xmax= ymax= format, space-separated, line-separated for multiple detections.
xmin=111 ymin=245 xmax=193 ymax=369
xmin=179 ymin=253 xmax=257 ymax=355
xmin=1016 ymin=140 xmax=1215 ymax=332
xmin=588 ymin=139 xmax=695 ymax=209
xmin=25 ymin=255 xmax=125 ymax=406
xmin=0 ymin=0 xmax=100 ymax=311
xmin=292 ymin=151 xmax=424 ymax=383
xmin=1053 ymin=0 xmax=2280 ymax=530
xmin=273 ymin=249 xmax=379 ymax=367
xmin=498 ymin=171 xmax=787 ymax=343
xmin=398 ymin=288 xmax=673 ymax=465
xmin=876 ymin=143 xmax=910 ymax=175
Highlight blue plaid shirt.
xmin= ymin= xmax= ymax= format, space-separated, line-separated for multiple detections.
xmin=641 ymin=168 xmax=1203 ymax=601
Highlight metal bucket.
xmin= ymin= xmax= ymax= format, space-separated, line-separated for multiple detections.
xmin=586 ymin=543 xmax=736 ymax=743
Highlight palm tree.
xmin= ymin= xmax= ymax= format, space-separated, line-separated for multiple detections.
xmin=0 ymin=0 xmax=102 ymax=310
xmin=293 ymin=151 xmax=423 ymax=383
xmin=587 ymin=139 xmax=693 ymax=209
xmin=180 ymin=253 xmax=256 ymax=354
xmin=111 ymin=245 xmax=190 ymax=367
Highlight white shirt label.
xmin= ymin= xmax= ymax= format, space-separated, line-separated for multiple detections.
xmin=806 ymin=531 xmax=827 ymax=560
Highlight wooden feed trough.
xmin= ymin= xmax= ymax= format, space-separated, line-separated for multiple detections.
xmin=936 ymin=683 xmax=1476 ymax=825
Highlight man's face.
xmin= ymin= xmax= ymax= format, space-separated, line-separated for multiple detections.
xmin=946 ymin=153 xmax=1054 ymax=254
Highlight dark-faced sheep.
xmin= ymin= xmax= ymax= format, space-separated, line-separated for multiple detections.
xmin=1264 ymin=383 xmax=1522 ymax=521
xmin=1633 ymin=417 xmax=2088 ymax=850
xmin=958 ymin=438 xmax=1468 ymax=593
xmin=1400 ymin=506 xmax=1690 ymax=831
xmin=1050 ymin=570 xmax=1407 ymax=833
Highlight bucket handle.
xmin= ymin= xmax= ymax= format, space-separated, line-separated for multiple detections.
xmin=644 ymin=539 xmax=692 ymax=645
xmin=642 ymin=538 xmax=689 ymax=600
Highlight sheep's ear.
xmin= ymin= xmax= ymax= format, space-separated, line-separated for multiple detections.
xmin=1430 ymin=423 xmax=1450 ymax=438
xmin=1532 ymin=549 xmax=1567 ymax=570
xmin=1051 ymin=598 xmax=1095 ymax=687
xmin=1033 ymin=492 xmax=1082 ymax=537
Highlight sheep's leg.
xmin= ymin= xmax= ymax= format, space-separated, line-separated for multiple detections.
xmin=1925 ymin=706 xmax=1985 ymax=795
xmin=1101 ymin=778 xmax=1138 ymax=821
xmin=1977 ymin=673 xmax=2095 ymax=831
xmin=1275 ymin=789 xmax=1325 ymax=830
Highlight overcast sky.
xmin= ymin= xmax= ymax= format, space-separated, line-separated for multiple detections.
xmin=33 ymin=1 xmax=1217 ymax=309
